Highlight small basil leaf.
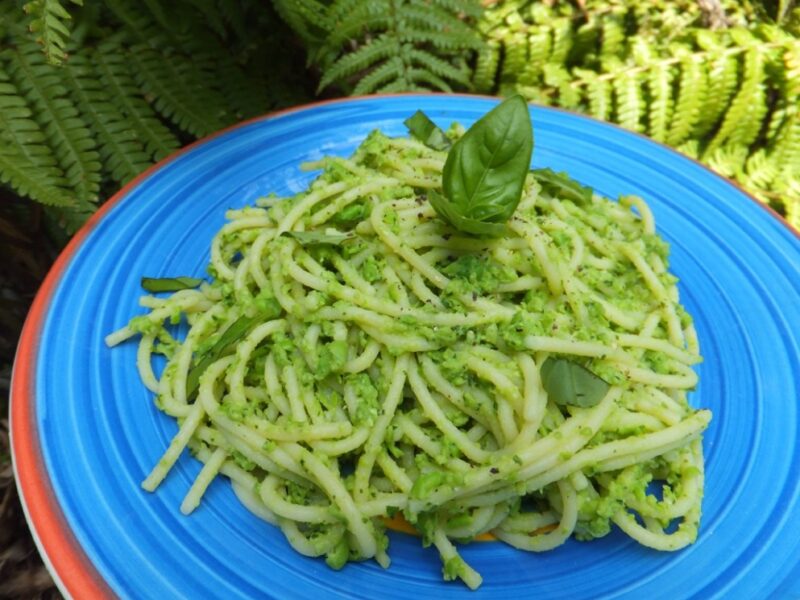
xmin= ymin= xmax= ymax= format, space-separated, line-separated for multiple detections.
xmin=437 ymin=95 xmax=533 ymax=229
xmin=540 ymin=357 xmax=610 ymax=408
xmin=141 ymin=276 xmax=203 ymax=293
xmin=186 ymin=314 xmax=261 ymax=398
xmin=532 ymin=168 xmax=593 ymax=204
xmin=428 ymin=190 xmax=508 ymax=237
xmin=282 ymin=230 xmax=355 ymax=245
xmin=404 ymin=110 xmax=451 ymax=151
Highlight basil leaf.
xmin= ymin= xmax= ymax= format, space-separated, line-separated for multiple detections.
xmin=532 ymin=168 xmax=593 ymax=205
xmin=282 ymin=230 xmax=355 ymax=245
xmin=433 ymin=95 xmax=533 ymax=236
xmin=540 ymin=357 xmax=610 ymax=408
xmin=141 ymin=276 xmax=203 ymax=293
xmin=404 ymin=110 xmax=451 ymax=151
xmin=186 ymin=314 xmax=261 ymax=398
xmin=428 ymin=190 xmax=507 ymax=237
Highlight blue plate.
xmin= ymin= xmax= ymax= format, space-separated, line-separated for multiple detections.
xmin=12 ymin=95 xmax=800 ymax=599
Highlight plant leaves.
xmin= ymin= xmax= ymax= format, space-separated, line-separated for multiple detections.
xmin=282 ymin=230 xmax=355 ymax=245
xmin=532 ymin=168 xmax=593 ymax=204
xmin=185 ymin=314 xmax=260 ymax=398
xmin=434 ymin=95 xmax=533 ymax=236
xmin=404 ymin=110 xmax=451 ymax=151
xmin=540 ymin=357 xmax=610 ymax=408
xmin=427 ymin=190 xmax=507 ymax=236
xmin=141 ymin=276 xmax=203 ymax=292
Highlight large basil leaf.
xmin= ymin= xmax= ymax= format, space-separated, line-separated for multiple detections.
xmin=540 ymin=357 xmax=610 ymax=408
xmin=433 ymin=95 xmax=533 ymax=236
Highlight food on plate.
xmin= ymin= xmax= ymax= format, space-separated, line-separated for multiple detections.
xmin=107 ymin=97 xmax=710 ymax=589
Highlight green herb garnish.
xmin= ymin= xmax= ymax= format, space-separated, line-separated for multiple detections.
xmin=428 ymin=95 xmax=533 ymax=237
xmin=282 ymin=230 xmax=355 ymax=245
xmin=404 ymin=110 xmax=451 ymax=151
xmin=540 ymin=357 xmax=610 ymax=408
xmin=186 ymin=314 xmax=261 ymax=398
xmin=141 ymin=276 xmax=203 ymax=293
xmin=532 ymin=168 xmax=593 ymax=204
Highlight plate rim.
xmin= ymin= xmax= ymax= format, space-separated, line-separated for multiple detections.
xmin=10 ymin=92 xmax=800 ymax=600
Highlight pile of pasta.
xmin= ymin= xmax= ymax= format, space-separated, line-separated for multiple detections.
xmin=107 ymin=128 xmax=710 ymax=589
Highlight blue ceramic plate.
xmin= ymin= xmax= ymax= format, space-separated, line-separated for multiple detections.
xmin=12 ymin=95 xmax=800 ymax=599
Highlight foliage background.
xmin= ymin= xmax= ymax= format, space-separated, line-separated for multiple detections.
xmin=0 ymin=0 xmax=798 ymax=596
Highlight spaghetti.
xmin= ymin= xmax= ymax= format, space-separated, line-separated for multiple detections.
xmin=107 ymin=125 xmax=710 ymax=589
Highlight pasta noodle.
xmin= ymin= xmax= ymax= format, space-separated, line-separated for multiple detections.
xmin=107 ymin=126 xmax=710 ymax=589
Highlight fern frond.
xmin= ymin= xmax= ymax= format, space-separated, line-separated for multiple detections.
xmin=23 ymin=0 xmax=82 ymax=65
xmin=666 ymin=56 xmax=705 ymax=147
xmin=471 ymin=38 xmax=499 ymax=93
xmin=501 ymin=30 xmax=528 ymax=80
xmin=92 ymin=44 xmax=179 ymax=161
xmin=577 ymin=69 xmax=612 ymax=122
xmin=613 ymin=71 xmax=644 ymax=132
xmin=271 ymin=0 xmax=329 ymax=44
xmin=422 ymin=0 xmax=482 ymax=19
xmin=318 ymin=35 xmax=398 ymax=92
xmin=770 ymin=108 xmax=800 ymax=168
xmin=743 ymin=148 xmax=781 ymax=190
xmin=692 ymin=51 xmax=740 ymax=138
xmin=407 ymin=67 xmax=452 ymax=92
xmin=103 ymin=0 xmax=170 ymax=49
xmin=127 ymin=45 xmax=227 ymax=137
xmin=0 ymin=68 xmax=66 ymax=186
xmin=706 ymin=46 xmax=767 ymax=153
xmin=4 ymin=43 xmax=100 ymax=204
xmin=407 ymin=48 xmax=470 ymax=86
xmin=548 ymin=17 xmax=573 ymax=66
xmin=352 ymin=58 xmax=404 ymax=95
xmin=600 ymin=12 xmax=626 ymax=70
xmin=646 ymin=62 xmax=674 ymax=142
xmin=399 ymin=28 xmax=483 ymax=51
xmin=62 ymin=51 xmax=151 ymax=185
xmin=520 ymin=30 xmax=551 ymax=86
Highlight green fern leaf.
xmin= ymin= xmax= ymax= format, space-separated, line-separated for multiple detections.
xmin=704 ymin=144 xmax=749 ymax=179
xmin=706 ymin=47 xmax=767 ymax=153
xmin=4 ymin=43 xmax=100 ymax=204
xmin=407 ymin=48 xmax=470 ymax=86
xmin=104 ymin=0 xmax=170 ymax=48
xmin=770 ymin=108 xmax=800 ymax=170
xmin=501 ymin=30 xmax=529 ymax=81
xmin=399 ymin=28 xmax=482 ymax=51
xmin=600 ymin=13 xmax=626 ymax=70
xmin=92 ymin=44 xmax=179 ymax=161
xmin=127 ymin=45 xmax=227 ymax=137
xmin=62 ymin=51 xmax=152 ymax=185
xmin=407 ymin=67 xmax=452 ymax=92
xmin=271 ymin=0 xmax=330 ymax=44
xmin=0 ymin=152 xmax=72 ymax=206
xmin=647 ymin=63 xmax=674 ymax=142
xmin=743 ymin=148 xmax=782 ymax=190
xmin=471 ymin=39 xmax=499 ymax=93
xmin=577 ymin=70 xmax=612 ymax=122
xmin=0 ymin=68 xmax=66 ymax=182
xmin=520 ymin=30 xmax=551 ymax=86
xmin=318 ymin=35 xmax=398 ymax=92
xmin=23 ymin=0 xmax=82 ymax=65
xmin=352 ymin=57 xmax=404 ymax=95
xmin=422 ymin=0 xmax=482 ymax=19
xmin=666 ymin=56 xmax=705 ymax=147
xmin=692 ymin=51 xmax=740 ymax=139
xmin=548 ymin=17 xmax=573 ymax=66
xmin=613 ymin=70 xmax=644 ymax=133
